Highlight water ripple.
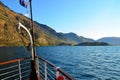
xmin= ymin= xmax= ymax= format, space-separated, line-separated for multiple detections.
xmin=36 ymin=46 xmax=120 ymax=80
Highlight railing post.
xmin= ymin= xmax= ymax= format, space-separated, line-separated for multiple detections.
xmin=44 ymin=62 xmax=47 ymax=80
xmin=35 ymin=57 xmax=40 ymax=77
xmin=18 ymin=60 xmax=22 ymax=80
xmin=56 ymin=67 xmax=60 ymax=79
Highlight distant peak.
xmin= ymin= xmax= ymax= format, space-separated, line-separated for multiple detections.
xmin=65 ymin=32 xmax=78 ymax=36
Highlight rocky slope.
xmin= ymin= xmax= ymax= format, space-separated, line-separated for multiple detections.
xmin=0 ymin=1 xmax=95 ymax=46
xmin=0 ymin=1 xmax=76 ymax=46
xmin=63 ymin=32 xmax=95 ymax=43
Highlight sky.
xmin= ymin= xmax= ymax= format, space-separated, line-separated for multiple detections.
xmin=2 ymin=0 xmax=120 ymax=40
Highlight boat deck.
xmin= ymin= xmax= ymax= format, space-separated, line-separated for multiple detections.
xmin=0 ymin=56 xmax=75 ymax=80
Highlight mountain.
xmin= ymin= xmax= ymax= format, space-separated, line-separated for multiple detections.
xmin=0 ymin=1 xmax=65 ymax=46
xmin=97 ymin=37 xmax=120 ymax=45
xmin=63 ymin=32 xmax=95 ymax=43
xmin=0 ymin=1 xmax=95 ymax=46
xmin=76 ymin=42 xmax=110 ymax=46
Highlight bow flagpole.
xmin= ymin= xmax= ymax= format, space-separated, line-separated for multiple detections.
xmin=29 ymin=0 xmax=36 ymax=61
xmin=19 ymin=0 xmax=39 ymax=79
xmin=29 ymin=0 xmax=40 ymax=80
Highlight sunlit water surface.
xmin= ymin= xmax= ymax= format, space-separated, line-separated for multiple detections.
xmin=37 ymin=46 xmax=120 ymax=80
xmin=1 ymin=46 xmax=120 ymax=80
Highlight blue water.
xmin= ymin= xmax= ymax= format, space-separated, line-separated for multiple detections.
xmin=1 ymin=46 xmax=120 ymax=80
xmin=36 ymin=46 xmax=120 ymax=80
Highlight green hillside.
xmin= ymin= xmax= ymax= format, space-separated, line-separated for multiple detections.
xmin=0 ymin=1 xmax=77 ymax=46
xmin=76 ymin=42 xmax=110 ymax=46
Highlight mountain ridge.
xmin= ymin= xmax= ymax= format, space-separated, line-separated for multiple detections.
xmin=1 ymin=1 xmax=120 ymax=46
xmin=97 ymin=37 xmax=120 ymax=45
xmin=0 ymin=1 xmax=94 ymax=46
xmin=76 ymin=42 xmax=110 ymax=46
xmin=63 ymin=32 xmax=95 ymax=43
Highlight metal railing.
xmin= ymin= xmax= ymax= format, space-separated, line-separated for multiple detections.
xmin=0 ymin=58 xmax=31 ymax=80
xmin=38 ymin=56 xmax=75 ymax=80
xmin=0 ymin=56 xmax=75 ymax=80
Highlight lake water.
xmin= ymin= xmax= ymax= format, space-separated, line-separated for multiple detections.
xmin=1 ymin=46 xmax=120 ymax=80
xmin=36 ymin=46 xmax=120 ymax=80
